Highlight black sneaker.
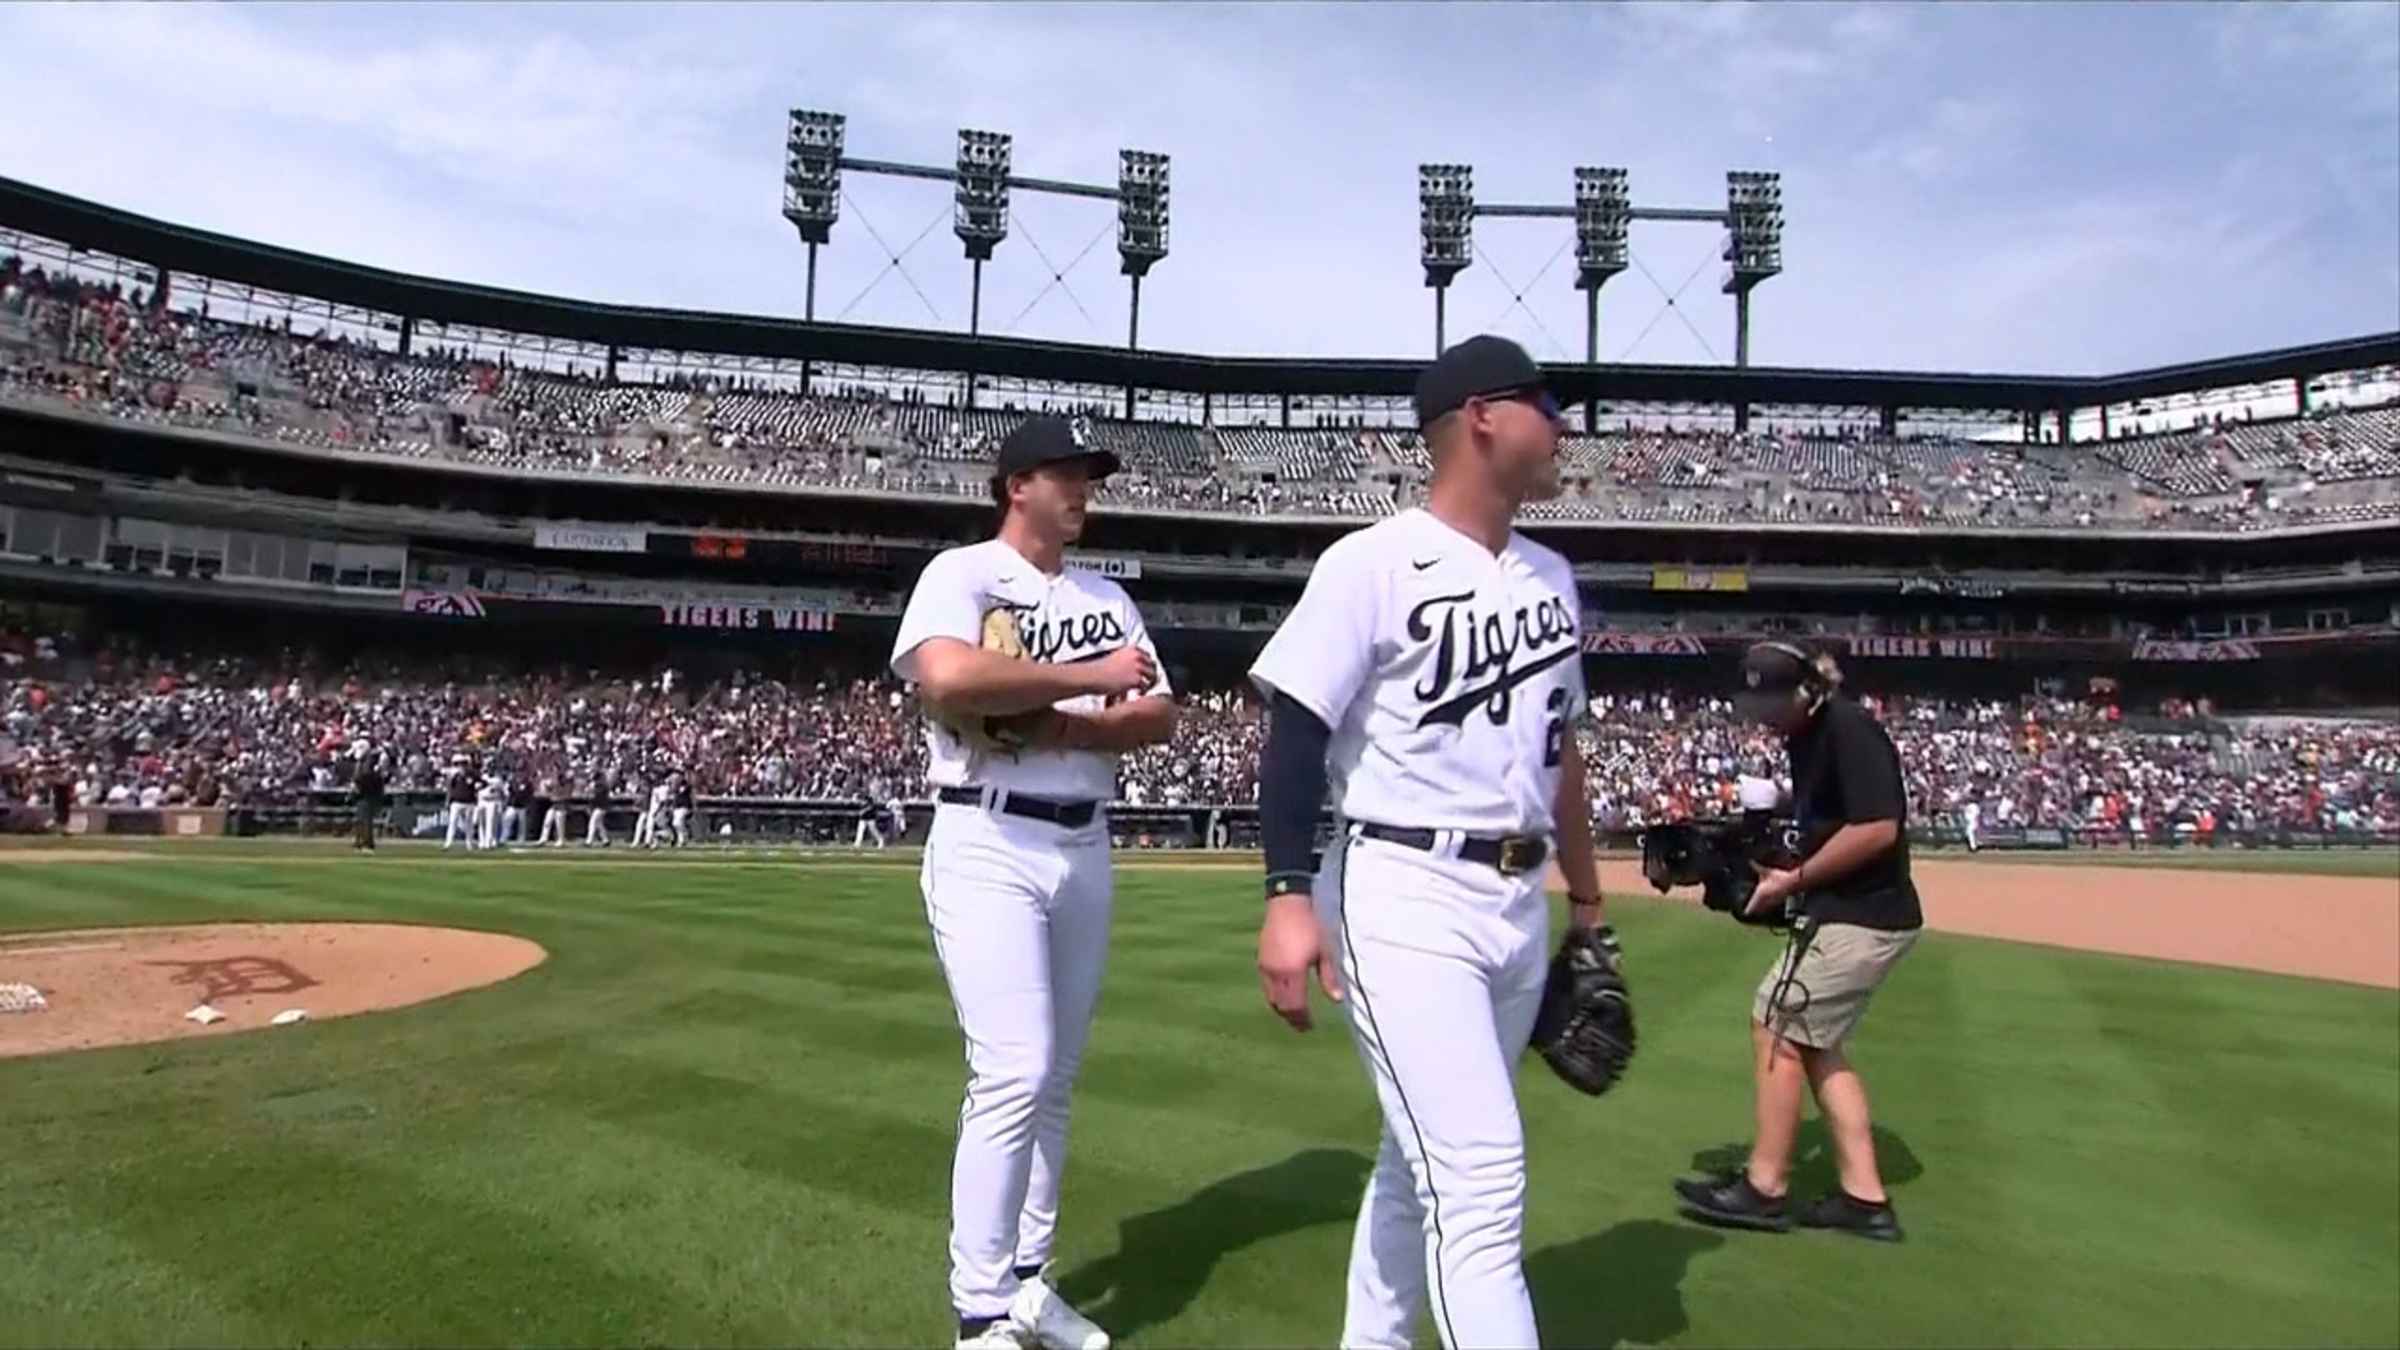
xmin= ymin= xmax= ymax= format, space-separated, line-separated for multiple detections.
xmin=1672 ymin=1169 xmax=1740 ymax=1209
xmin=1798 ymin=1190 xmax=1904 ymax=1243
xmin=1676 ymin=1174 xmax=1790 ymax=1233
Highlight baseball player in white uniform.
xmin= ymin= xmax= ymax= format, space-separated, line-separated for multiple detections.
xmin=538 ymin=776 xmax=570 ymax=846
xmin=891 ymin=416 xmax=1175 ymax=1350
xmin=634 ymin=778 xmax=669 ymax=848
xmin=474 ymin=775 xmax=504 ymax=850
xmin=1252 ymin=336 xmax=1612 ymax=1350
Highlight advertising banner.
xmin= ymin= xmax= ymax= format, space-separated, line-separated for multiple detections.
xmin=659 ymin=602 xmax=838 ymax=632
xmin=1651 ymin=566 xmax=1749 ymax=593
xmin=534 ymin=524 xmax=648 ymax=553
xmin=1842 ymin=635 xmax=1998 ymax=660
xmin=1064 ymin=551 xmax=1143 ymax=580
xmin=1582 ymin=632 xmax=1708 ymax=656
xmin=2132 ymin=638 xmax=2260 ymax=662
xmin=401 ymin=589 xmax=486 ymax=618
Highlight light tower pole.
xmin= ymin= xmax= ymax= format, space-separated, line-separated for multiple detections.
xmin=1572 ymin=166 xmax=1630 ymax=433
xmin=780 ymin=109 xmax=845 ymax=393
xmin=1419 ymin=164 xmax=1472 ymax=355
xmin=1116 ymin=149 xmax=1170 ymax=417
xmin=953 ymin=129 xmax=1012 ymax=341
xmin=1721 ymin=170 xmax=1783 ymax=370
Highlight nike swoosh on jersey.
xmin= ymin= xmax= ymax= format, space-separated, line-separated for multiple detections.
xmin=1411 ymin=557 xmax=1440 ymax=571
xmin=1415 ymin=644 xmax=1580 ymax=728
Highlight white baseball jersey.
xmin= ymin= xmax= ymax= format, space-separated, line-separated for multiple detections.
xmin=891 ymin=539 xmax=1172 ymax=802
xmin=1251 ymin=508 xmax=1585 ymax=836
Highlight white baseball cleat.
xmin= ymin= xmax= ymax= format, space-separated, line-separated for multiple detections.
xmin=1009 ymin=1276 xmax=1111 ymax=1350
xmin=956 ymin=1323 xmax=1032 ymax=1350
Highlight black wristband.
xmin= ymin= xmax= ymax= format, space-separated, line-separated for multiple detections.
xmin=1569 ymin=893 xmax=1602 ymax=909
xmin=1265 ymin=871 xmax=1312 ymax=901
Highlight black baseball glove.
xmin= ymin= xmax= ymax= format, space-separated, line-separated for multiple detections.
xmin=1530 ymin=924 xmax=1636 ymax=1096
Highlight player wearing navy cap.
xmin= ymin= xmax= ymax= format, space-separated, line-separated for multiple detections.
xmin=1251 ymin=336 xmax=1613 ymax=1349
xmin=891 ymin=416 xmax=1177 ymax=1350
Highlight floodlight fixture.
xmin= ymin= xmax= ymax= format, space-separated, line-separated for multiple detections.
xmin=1419 ymin=163 xmax=1474 ymax=287
xmin=1572 ymin=165 xmax=1631 ymax=289
xmin=954 ymin=128 xmax=1013 ymax=262
xmin=782 ymin=109 xmax=846 ymax=245
xmin=782 ymin=109 xmax=846 ymax=323
xmin=1721 ymin=169 xmax=1783 ymax=369
xmin=1720 ymin=170 xmax=1783 ymax=286
xmin=1117 ymin=149 xmax=1169 ymax=278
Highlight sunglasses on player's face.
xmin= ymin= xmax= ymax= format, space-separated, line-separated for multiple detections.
xmin=1476 ymin=387 xmax=1564 ymax=424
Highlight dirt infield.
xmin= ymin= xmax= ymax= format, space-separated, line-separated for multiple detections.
xmin=1588 ymin=855 xmax=2399 ymax=989
xmin=0 ymin=923 xmax=547 ymax=1058
xmin=0 ymin=848 xmax=153 ymax=864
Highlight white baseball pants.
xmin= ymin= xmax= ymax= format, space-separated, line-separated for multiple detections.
xmin=475 ymin=802 xmax=500 ymax=850
xmin=633 ymin=808 xmax=657 ymax=848
xmin=585 ymin=807 xmax=609 ymax=846
xmin=1316 ymin=827 xmax=1551 ymax=1350
xmin=443 ymin=803 xmax=473 ymax=848
xmin=920 ymin=799 xmax=1114 ymax=1322
xmin=671 ymin=806 xmax=691 ymax=846
xmin=539 ymin=806 xmax=567 ymax=846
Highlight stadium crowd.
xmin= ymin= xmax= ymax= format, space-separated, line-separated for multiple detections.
xmin=5 ymin=628 xmax=2394 ymax=841
xmin=7 ymin=257 xmax=2400 ymax=535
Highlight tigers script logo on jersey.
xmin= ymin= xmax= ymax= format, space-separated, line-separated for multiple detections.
xmin=1406 ymin=590 xmax=1578 ymax=728
xmin=997 ymin=601 xmax=1130 ymax=664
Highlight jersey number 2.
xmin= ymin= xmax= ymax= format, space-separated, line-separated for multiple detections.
xmin=1542 ymin=687 xmax=1569 ymax=767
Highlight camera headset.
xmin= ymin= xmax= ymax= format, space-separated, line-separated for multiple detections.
xmin=1741 ymin=639 xmax=1843 ymax=724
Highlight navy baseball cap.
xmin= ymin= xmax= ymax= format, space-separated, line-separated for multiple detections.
xmin=1736 ymin=642 xmax=1815 ymax=720
xmin=1414 ymin=334 xmax=1560 ymax=428
xmin=996 ymin=415 xmax=1120 ymax=480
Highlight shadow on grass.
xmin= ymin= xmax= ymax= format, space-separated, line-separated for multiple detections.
xmin=1687 ymin=1121 xmax=1926 ymax=1196
xmin=1529 ymin=1218 xmax=1723 ymax=1349
xmin=1054 ymin=1147 xmax=1370 ymax=1341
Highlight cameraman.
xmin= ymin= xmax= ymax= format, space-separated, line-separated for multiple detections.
xmin=1677 ymin=642 xmax=1922 ymax=1242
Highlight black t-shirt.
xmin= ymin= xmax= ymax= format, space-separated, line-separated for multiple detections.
xmin=1785 ymin=697 xmax=1924 ymax=931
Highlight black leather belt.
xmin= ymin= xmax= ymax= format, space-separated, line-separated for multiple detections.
xmin=1354 ymin=821 xmax=1551 ymax=876
xmin=937 ymin=785 xmax=1099 ymax=829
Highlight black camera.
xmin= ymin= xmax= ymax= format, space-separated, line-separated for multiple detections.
xmin=1636 ymin=818 xmax=1812 ymax=927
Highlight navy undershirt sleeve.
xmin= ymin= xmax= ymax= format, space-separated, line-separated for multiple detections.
xmin=1259 ymin=690 xmax=1332 ymax=891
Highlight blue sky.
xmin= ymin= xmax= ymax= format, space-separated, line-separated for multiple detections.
xmin=0 ymin=1 xmax=2392 ymax=375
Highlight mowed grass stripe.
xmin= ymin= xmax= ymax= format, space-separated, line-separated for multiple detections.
xmin=2043 ymin=946 xmax=2400 ymax=1330
xmin=613 ymin=986 xmax=1381 ymax=1151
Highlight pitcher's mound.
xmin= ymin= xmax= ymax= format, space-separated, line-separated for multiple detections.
xmin=0 ymin=922 xmax=546 ymax=1059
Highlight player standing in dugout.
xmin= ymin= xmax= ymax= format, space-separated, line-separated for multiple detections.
xmin=1674 ymin=641 xmax=1923 ymax=1241
xmin=1251 ymin=335 xmax=1624 ymax=1349
xmin=889 ymin=416 xmax=1175 ymax=1350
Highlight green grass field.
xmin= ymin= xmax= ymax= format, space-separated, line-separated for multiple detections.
xmin=3 ymin=844 xmax=2395 ymax=1348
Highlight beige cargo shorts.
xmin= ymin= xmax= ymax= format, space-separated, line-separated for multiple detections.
xmin=1753 ymin=921 xmax=1920 ymax=1050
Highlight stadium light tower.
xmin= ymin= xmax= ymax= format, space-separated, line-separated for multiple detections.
xmin=1721 ymin=170 xmax=1783 ymax=368
xmin=954 ymin=129 xmax=1013 ymax=336
xmin=1117 ymin=150 xmax=1170 ymax=350
xmin=1572 ymin=165 xmax=1631 ymax=431
xmin=781 ymin=110 xmax=846 ymax=321
xmin=1420 ymin=164 xmax=1474 ymax=355
xmin=776 ymin=109 xmax=1169 ymax=411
